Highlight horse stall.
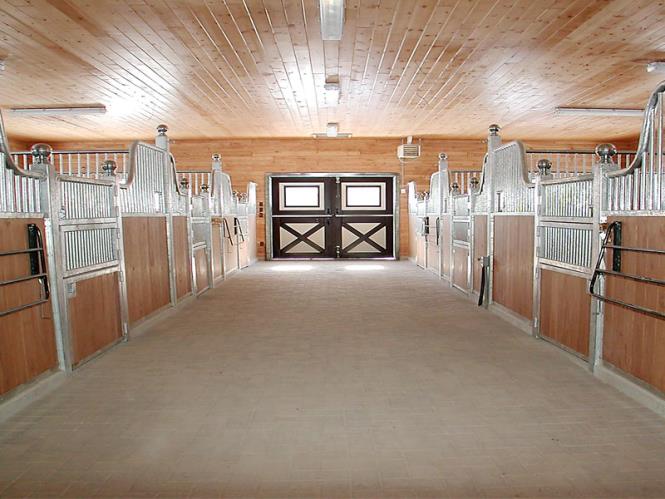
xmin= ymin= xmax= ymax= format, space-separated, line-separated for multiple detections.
xmin=1 ymin=145 xmax=60 ymax=397
xmin=237 ymin=182 xmax=258 ymax=269
xmin=486 ymin=140 xmax=536 ymax=328
xmin=120 ymin=130 xmax=192 ymax=327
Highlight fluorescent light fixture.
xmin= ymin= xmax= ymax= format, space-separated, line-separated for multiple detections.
xmin=554 ymin=107 xmax=643 ymax=117
xmin=322 ymin=76 xmax=340 ymax=107
xmin=326 ymin=122 xmax=338 ymax=137
xmin=646 ymin=61 xmax=665 ymax=73
xmin=312 ymin=122 xmax=352 ymax=138
xmin=11 ymin=105 xmax=107 ymax=116
xmin=320 ymin=0 xmax=344 ymax=41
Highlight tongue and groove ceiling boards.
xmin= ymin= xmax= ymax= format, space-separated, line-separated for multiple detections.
xmin=0 ymin=0 xmax=663 ymax=141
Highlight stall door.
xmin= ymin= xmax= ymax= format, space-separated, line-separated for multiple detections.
xmin=271 ymin=176 xmax=394 ymax=259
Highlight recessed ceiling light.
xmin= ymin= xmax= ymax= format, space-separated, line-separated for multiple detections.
xmin=320 ymin=0 xmax=344 ymax=41
xmin=322 ymin=76 xmax=340 ymax=107
xmin=646 ymin=61 xmax=665 ymax=73
xmin=10 ymin=105 xmax=107 ymax=116
xmin=554 ymin=107 xmax=643 ymax=117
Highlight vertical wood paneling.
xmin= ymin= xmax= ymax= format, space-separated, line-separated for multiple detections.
xmin=603 ymin=216 xmax=665 ymax=394
xmin=493 ymin=215 xmax=534 ymax=320
xmin=473 ymin=215 xmax=487 ymax=293
xmin=122 ymin=217 xmax=170 ymax=324
xmin=194 ymin=248 xmax=209 ymax=293
xmin=0 ymin=218 xmax=57 ymax=397
xmin=172 ymin=216 xmax=192 ymax=299
xmin=68 ymin=272 xmax=122 ymax=365
xmin=539 ymin=269 xmax=590 ymax=357
xmin=211 ymin=220 xmax=223 ymax=280
xmin=452 ymin=246 xmax=469 ymax=290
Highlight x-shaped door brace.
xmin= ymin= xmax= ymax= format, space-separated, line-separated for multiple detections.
xmin=342 ymin=222 xmax=386 ymax=253
xmin=281 ymin=222 xmax=325 ymax=253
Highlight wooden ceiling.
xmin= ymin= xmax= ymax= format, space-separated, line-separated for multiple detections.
xmin=1 ymin=0 xmax=664 ymax=142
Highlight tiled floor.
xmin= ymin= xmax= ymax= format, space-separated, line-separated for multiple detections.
xmin=1 ymin=261 xmax=665 ymax=498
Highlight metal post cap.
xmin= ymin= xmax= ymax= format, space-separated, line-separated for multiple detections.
xmin=595 ymin=143 xmax=617 ymax=162
xmin=102 ymin=159 xmax=117 ymax=176
xmin=470 ymin=177 xmax=479 ymax=185
xmin=156 ymin=124 xmax=168 ymax=135
xmin=488 ymin=124 xmax=501 ymax=135
xmin=438 ymin=152 xmax=447 ymax=160
xmin=537 ymin=159 xmax=552 ymax=173
xmin=179 ymin=176 xmax=189 ymax=188
xmin=200 ymin=183 xmax=209 ymax=193
xmin=30 ymin=143 xmax=52 ymax=159
xmin=212 ymin=153 xmax=221 ymax=160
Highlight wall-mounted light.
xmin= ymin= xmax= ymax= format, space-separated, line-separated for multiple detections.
xmin=312 ymin=122 xmax=352 ymax=138
xmin=320 ymin=0 xmax=344 ymax=41
xmin=554 ymin=107 xmax=643 ymax=117
xmin=646 ymin=61 xmax=665 ymax=73
xmin=11 ymin=105 xmax=107 ymax=116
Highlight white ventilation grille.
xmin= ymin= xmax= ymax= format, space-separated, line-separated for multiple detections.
xmin=397 ymin=143 xmax=420 ymax=160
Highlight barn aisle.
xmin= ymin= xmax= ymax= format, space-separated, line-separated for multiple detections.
xmin=1 ymin=261 xmax=664 ymax=498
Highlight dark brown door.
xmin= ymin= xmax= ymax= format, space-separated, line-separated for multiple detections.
xmin=271 ymin=176 xmax=394 ymax=259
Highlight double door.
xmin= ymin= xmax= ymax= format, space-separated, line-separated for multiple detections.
xmin=271 ymin=175 xmax=395 ymax=259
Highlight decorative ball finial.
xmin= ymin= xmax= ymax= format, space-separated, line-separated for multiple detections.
xmin=30 ymin=143 xmax=52 ymax=162
xmin=179 ymin=176 xmax=190 ymax=189
xmin=470 ymin=177 xmax=479 ymax=189
xmin=200 ymin=183 xmax=209 ymax=193
xmin=451 ymin=181 xmax=461 ymax=194
xmin=537 ymin=159 xmax=552 ymax=175
xmin=595 ymin=143 xmax=617 ymax=164
xmin=212 ymin=153 xmax=221 ymax=161
xmin=438 ymin=152 xmax=448 ymax=160
xmin=489 ymin=124 xmax=501 ymax=135
xmin=102 ymin=159 xmax=117 ymax=176
xmin=157 ymin=124 xmax=168 ymax=135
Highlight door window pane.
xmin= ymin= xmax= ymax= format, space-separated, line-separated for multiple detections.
xmin=345 ymin=185 xmax=382 ymax=207
xmin=283 ymin=185 xmax=320 ymax=207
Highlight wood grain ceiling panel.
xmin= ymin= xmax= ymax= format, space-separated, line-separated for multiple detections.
xmin=0 ymin=0 xmax=663 ymax=142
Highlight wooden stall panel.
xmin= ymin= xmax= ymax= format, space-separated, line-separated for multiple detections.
xmin=603 ymin=216 xmax=665 ymax=394
xmin=440 ymin=217 xmax=451 ymax=278
xmin=223 ymin=216 xmax=239 ymax=275
xmin=473 ymin=215 xmax=487 ymax=293
xmin=539 ymin=269 xmax=590 ymax=357
xmin=493 ymin=215 xmax=534 ymax=320
xmin=211 ymin=219 xmax=223 ymax=280
xmin=194 ymin=247 xmax=209 ymax=294
xmin=452 ymin=246 xmax=469 ymax=290
xmin=68 ymin=272 xmax=122 ymax=366
xmin=172 ymin=216 xmax=192 ymax=299
xmin=123 ymin=217 xmax=170 ymax=325
xmin=0 ymin=218 xmax=58 ymax=397
xmin=426 ymin=215 xmax=439 ymax=274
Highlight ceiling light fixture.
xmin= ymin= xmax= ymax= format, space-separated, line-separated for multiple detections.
xmin=312 ymin=122 xmax=352 ymax=138
xmin=646 ymin=61 xmax=665 ymax=73
xmin=322 ymin=76 xmax=340 ymax=107
xmin=10 ymin=105 xmax=107 ymax=116
xmin=554 ymin=107 xmax=643 ymax=117
xmin=320 ymin=0 xmax=344 ymax=41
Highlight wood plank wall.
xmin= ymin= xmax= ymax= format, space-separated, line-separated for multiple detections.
xmin=49 ymin=136 xmax=636 ymax=260
xmin=452 ymin=246 xmax=469 ymax=290
xmin=0 ymin=218 xmax=58 ymax=397
xmin=539 ymin=269 xmax=591 ymax=358
xmin=492 ymin=216 xmax=535 ymax=320
xmin=172 ymin=216 xmax=192 ymax=300
xmin=122 ymin=217 xmax=170 ymax=325
xmin=68 ymin=272 xmax=122 ymax=365
xmin=603 ymin=216 xmax=665 ymax=394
